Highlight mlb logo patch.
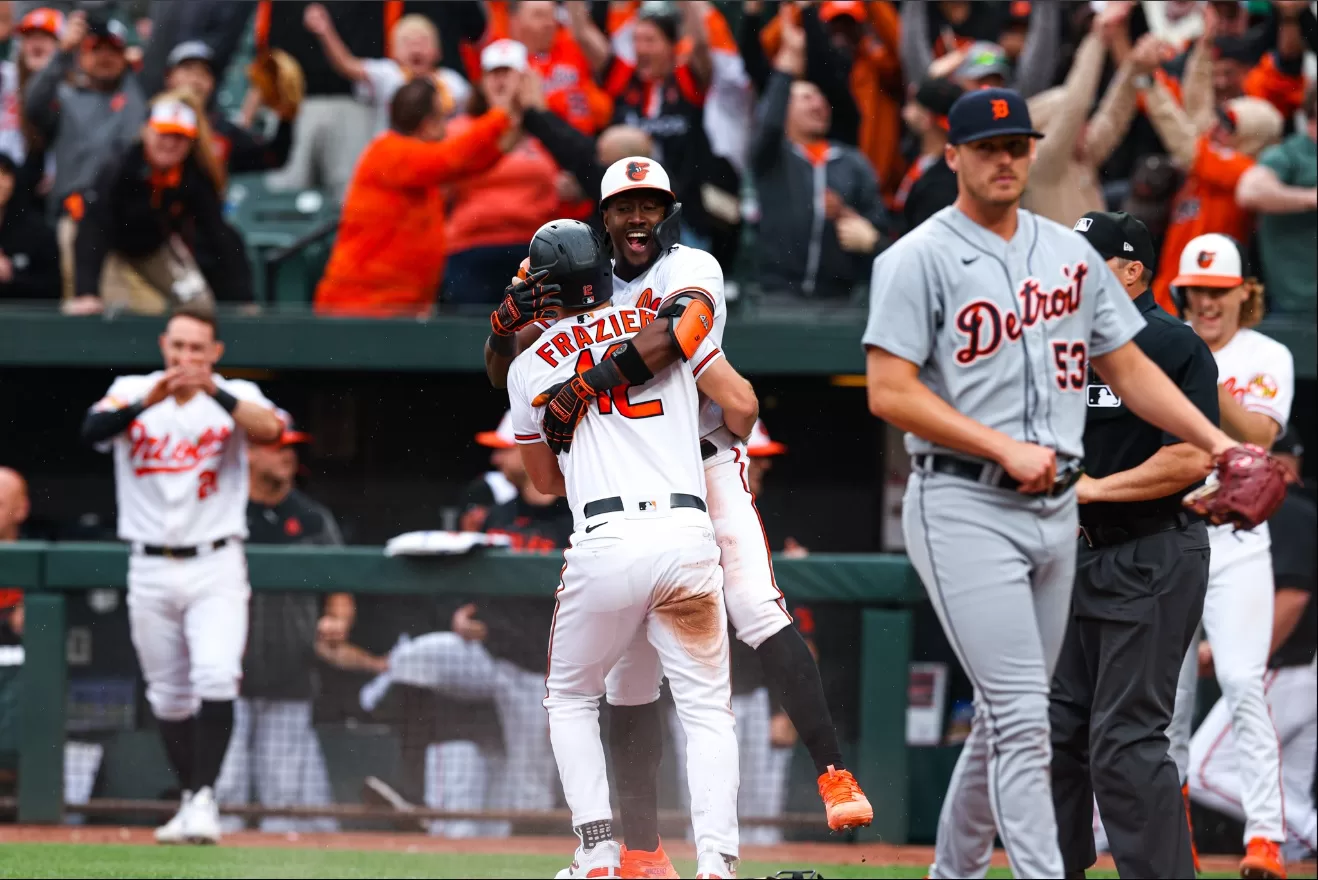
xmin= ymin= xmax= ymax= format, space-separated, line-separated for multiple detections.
xmin=1073 ymin=218 xmax=1093 ymax=232
xmin=1088 ymin=385 xmax=1121 ymax=408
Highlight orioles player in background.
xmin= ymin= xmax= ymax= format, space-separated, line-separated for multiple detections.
xmin=505 ymin=218 xmax=755 ymax=879
xmin=81 ymin=307 xmax=283 ymax=845
xmin=485 ymin=157 xmax=871 ymax=878
xmin=1165 ymin=232 xmax=1295 ymax=879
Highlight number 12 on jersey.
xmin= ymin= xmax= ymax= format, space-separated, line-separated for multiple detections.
xmin=574 ymin=346 xmax=665 ymax=419
xmin=1052 ymin=341 xmax=1087 ymax=391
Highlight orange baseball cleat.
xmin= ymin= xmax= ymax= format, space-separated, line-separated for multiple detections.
xmin=817 ymin=765 xmax=873 ymax=832
xmin=1182 ymin=782 xmax=1201 ymax=873
xmin=620 ymin=841 xmax=680 ymax=879
xmin=1240 ymin=837 xmax=1286 ymax=879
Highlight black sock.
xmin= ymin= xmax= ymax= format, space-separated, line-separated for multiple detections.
xmin=158 ymin=716 xmax=197 ymax=792
xmin=755 ymin=626 xmax=845 ymax=775
xmin=608 ymin=701 xmax=662 ymax=852
xmin=576 ymin=819 xmax=613 ymax=851
xmin=192 ymin=700 xmax=235 ymax=790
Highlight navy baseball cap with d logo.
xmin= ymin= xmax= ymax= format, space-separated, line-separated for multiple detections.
xmin=947 ymin=87 xmax=1045 ymax=145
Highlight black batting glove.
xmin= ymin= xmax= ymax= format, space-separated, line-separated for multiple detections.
xmin=533 ymin=376 xmax=596 ymax=454
xmin=490 ymin=269 xmax=563 ymax=337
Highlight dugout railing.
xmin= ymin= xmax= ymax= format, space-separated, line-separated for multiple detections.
xmin=0 ymin=542 xmax=923 ymax=844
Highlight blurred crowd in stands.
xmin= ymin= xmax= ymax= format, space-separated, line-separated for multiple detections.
xmin=0 ymin=0 xmax=1308 ymax=319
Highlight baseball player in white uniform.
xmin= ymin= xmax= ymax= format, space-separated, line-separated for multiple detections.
xmin=1188 ymin=427 xmax=1317 ymax=862
xmin=504 ymin=218 xmax=756 ymax=880
xmin=1165 ymin=233 xmax=1295 ymax=878
xmin=485 ymin=157 xmax=871 ymax=877
xmin=864 ymin=88 xmax=1242 ymax=879
xmin=80 ymin=308 xmax=283 ymax=845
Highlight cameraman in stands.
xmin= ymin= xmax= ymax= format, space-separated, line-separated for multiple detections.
xmin=71 ymin=92 xmax=251 ymax=316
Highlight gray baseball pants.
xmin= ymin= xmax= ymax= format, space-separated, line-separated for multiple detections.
xmin=903 ymin=469 xmax=1078 ymax=879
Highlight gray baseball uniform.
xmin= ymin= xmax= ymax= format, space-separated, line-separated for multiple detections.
xmin=864 ymin=205 xmax=1145 ymax=879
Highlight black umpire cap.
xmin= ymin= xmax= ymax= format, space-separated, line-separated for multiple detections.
xmin=1073 ymin=211 xmax=1157 ymax=273
xmin=947 ymin=87 xmax=1044 ymax=145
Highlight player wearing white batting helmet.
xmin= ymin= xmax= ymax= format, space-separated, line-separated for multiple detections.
xmin=81 ymin=308 xmax=284 ymax=846
xmin=1164 ymin=231 xmax=1295 ymax=879
xmin=483 ymin=156 xmax=872 ymax=878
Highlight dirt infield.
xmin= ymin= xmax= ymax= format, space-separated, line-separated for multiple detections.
xmin=4 ymin=824 xmax=1310 ymax=875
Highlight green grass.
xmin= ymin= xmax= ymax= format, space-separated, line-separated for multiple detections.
xmin=0 ymin=843 xmax=1265 ymax=879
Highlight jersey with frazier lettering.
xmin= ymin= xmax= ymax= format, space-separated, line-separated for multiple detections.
xmin=508 ymin=303 xmax=723 ymax=523
xmin=534 ymin=244 xmax=731 ymax=448
xmin=90 ymin=373 xmax=276 ymax=545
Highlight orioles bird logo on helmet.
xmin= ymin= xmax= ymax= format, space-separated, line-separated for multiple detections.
xmin=1197 ymin=251 xmax=1215 ymax=268
xmin=625 ymin=161 xmax=650 ymax=181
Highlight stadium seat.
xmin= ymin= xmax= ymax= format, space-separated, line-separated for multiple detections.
xmin=226 ymin=175 xmax=338 ymax=306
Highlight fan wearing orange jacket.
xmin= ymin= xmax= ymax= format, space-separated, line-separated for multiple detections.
xmin=313 ymin=76 xmax=519 ymax=319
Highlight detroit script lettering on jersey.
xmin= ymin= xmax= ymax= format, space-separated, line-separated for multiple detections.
xmin=535 ymin=308 xmax=655 ymax=367
xmin=129 ymin=422 xmax=233 ymax=476
xmin=954 ymin=262 xmax=1089 ymax=366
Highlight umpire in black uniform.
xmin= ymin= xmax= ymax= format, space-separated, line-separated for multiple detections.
xmin=1049 ymin=212 xmax=1220 ymax=879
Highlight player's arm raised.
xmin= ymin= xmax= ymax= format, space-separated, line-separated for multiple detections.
xmin=695 ymin=358 xmax=758 ymax=440
xmin=485 ymin=265 xmax=561 ymax=389
xmin=81 ymin=371 xmax=178 ymax=445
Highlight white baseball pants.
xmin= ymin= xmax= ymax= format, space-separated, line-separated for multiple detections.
xmin=126 ymin=541 xmax=249 ymax=720
xmin=1189 ymin=660 xmax=1317 ymax=853
xmin=214 ymin=697 xmax=338 ymax=833
xmin=605 ymin=446 xmax=793 ymax=706
xmin=546 ymin=508 xmax=739 ymax=859
xmin=668 ymin=687 xmax=793 ymax=846
xmin=425 ymin=740 xmax=509 ymax=838
xmin=1169 ymin=525 xmax=1284 ymax=844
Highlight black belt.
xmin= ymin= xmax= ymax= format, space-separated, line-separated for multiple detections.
xmin=700 ymin=440 xmax=717 ymax=460
xmin=137 ymin=538 xmax=229 ymax=559
xmin=916 ymin=454 xmax=1083 ymax=498
xmin=583 ymin=493 xmax=707 ymax=519
xmin=1080 ymin=511 xmax=1193 ymax=549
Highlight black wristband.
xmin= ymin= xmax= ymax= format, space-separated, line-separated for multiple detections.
xmin=581 ymin=357 xmax=626 ymax=393
xmin=488 ymin=331 xmax=517 ymax=356
xmin=211 ymin=387 xmax=238 ymax=414
xmin=607 ymin=340 xmax=655 ymax=386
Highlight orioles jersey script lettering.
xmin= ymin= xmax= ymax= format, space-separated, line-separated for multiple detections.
xmin=90 ymin=373 xmax=278 ymax=545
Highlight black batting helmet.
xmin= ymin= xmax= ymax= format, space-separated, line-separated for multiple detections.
xmin=527 ymin=220 xmax=612 ymax=310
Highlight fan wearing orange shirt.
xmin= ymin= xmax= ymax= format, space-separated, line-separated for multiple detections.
xmin=1144 ymin=71 xmax=1286 ymax=314
xmin=468 ymin=0 xmax=612 ymax=136
xmin=312 ymin=77 xmax=520 ymax=319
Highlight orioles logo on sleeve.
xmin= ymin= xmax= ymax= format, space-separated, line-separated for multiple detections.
xmin=1248 ymin=373 xmax=1279 ymax=399
xmin=625 ymin=161 xmax=650 ymax=181
xmin=991 ymin=99 xmax=1009 ymax=120
xmin=1197 ymin=250 xmax=1215 ymax=268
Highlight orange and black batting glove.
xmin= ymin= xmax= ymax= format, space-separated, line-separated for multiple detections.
xmin=490 ymin=269 xmax=562 ymax=338
xmin=534 ymin=377 xmax=596 ymax=454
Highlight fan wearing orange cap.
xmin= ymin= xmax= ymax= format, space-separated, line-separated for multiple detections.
xmin=0 ymin=8 xmax=62 ymax=165
xmin=70 ymin=92 xmax=248 ymax=315
xmin=1165 ymin=230 xmax=1296 ymax=880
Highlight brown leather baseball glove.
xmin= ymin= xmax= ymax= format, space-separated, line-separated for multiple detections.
xmin=1183 ymin=444 xmax=1293 ymax=531
xmin=247 ymin=49 xmax=305 ymax=121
